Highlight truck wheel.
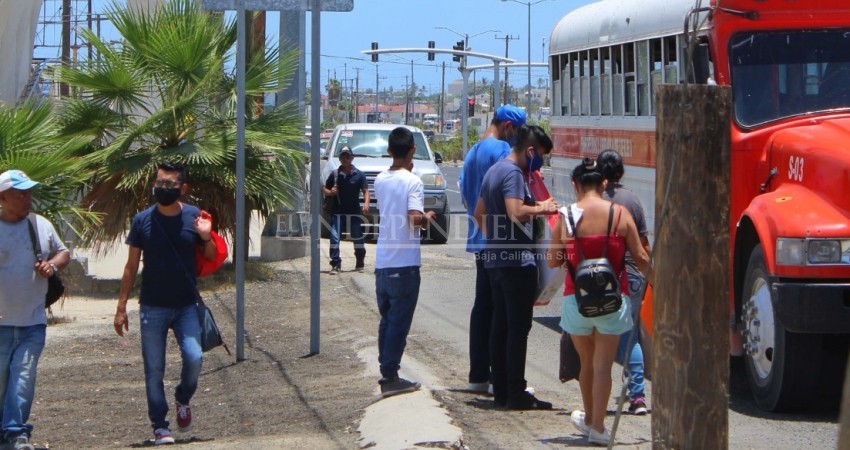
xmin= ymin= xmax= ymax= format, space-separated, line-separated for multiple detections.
xmin=424 ymin=211 xmax=450 ymax=244
xmin=742 ymin=244 xmax=821 ymax=411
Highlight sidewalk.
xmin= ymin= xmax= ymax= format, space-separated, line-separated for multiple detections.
xmin=45 ymin=221 xmax=462 ymax=449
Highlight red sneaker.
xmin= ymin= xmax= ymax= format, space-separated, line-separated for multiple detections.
xmin=175 ymin=402 xmax=193 ymax=432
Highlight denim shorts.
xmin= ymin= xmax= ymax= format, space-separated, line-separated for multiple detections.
xmin=560 ymin=293 xmax=633 ymax=336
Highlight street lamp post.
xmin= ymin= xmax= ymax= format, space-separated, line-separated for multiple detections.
xmin=502 ymin=0 xmax=549 ymax=113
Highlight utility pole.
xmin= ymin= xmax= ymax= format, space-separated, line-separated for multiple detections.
xmin=354 ymin=67 xmax=361 ymax=122
xmin=405 ymin=75 xmax=410 ymax=125
xmin=497 ymin=34 xmax=519 ymax=105
xmin=440 ymin=62 xmax=446 ymax=133
xmin=60 ymin=0 xmax=71 ymax=96
xmin=410 ymin=60 xmax=415 ymax=124
xmin=374 ymin=65 xmax=379 ymax=115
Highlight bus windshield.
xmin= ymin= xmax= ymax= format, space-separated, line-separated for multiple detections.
xmin=731 ymin=29 xmax=850 ymax=127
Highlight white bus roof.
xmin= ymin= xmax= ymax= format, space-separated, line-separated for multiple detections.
xmin=549 ymin=0 xmax=700 ymax=54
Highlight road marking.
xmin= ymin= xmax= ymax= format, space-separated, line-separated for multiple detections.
xmin=447 ymin=189 xmax=460 ymax=194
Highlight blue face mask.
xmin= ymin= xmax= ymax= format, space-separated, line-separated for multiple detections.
xmin=526 ymin=148 xmax=544 ymax=173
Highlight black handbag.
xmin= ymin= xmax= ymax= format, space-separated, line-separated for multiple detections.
xmin=26 ymin=214 xmax=65 ymax=309
xmin=559 ymin=331 xmax=581 ymax=382
xmin=198 ymin=297 xmax=230 ymax=355
xmin=153 ymin=214 xmax=230 ymax=355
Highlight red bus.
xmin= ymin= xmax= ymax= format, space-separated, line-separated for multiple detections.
xmin=549 ymin=0 xmax=850 ymax=411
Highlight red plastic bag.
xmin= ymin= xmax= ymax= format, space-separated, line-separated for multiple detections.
xmin=196 ymin=210 xmax=228 ymax=277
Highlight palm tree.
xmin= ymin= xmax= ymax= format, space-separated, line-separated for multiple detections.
xmin=0 ymin=100 xmax=100 ymax=235
xmin=54 ymin=0 xmax=305 ymax=250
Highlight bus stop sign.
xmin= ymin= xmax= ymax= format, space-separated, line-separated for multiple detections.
xmin=202 ymin=0 xmax=352 ymax=11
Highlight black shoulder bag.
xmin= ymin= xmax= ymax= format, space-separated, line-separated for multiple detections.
xmin=153 ymin=214 xmax=231 ymax=355
xmin=26 ymin=214 xmax=65 ymax=309
xmin=568 ymin=203 xmax=622 ymax=318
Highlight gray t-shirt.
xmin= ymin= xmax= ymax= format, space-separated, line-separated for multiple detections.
xmin=604 ymin=183 xmax=648 ymax=278
xmin=0 ymin=214 xmax=68 ymax=326
xmin=479 ymin=158 xmax=537 ymax=269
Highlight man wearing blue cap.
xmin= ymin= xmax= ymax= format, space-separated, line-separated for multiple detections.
xmin=0 ymin=169 xmax=69 ymax=450
xmin=458 ymin=104 xmax=525 ymax=394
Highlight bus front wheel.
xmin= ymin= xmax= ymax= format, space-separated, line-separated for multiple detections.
xmin=742 ymin=244 xmax=821 ymax=412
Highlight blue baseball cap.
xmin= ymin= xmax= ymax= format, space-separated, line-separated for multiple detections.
xmin=0 ymin=170 xmax=39 ymax=192
xmin=494 ymin=104 xmax=526 ymax=127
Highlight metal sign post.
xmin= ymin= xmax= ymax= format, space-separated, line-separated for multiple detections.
xmin=202 ymin=0 xmax=353 ymax=360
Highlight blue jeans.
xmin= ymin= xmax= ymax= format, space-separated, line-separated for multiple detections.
xmin=329 ymin=214 xmax=365 ymax=267
xmin=375 ymin=266 xmax=420 ymax=380
xmin=140 ymin=304 xmax=203 ymax=431
xmin=616 ymin=272 xmax=646 ymax=400
xmin=0 ymin=325 xmax=45 ymax=442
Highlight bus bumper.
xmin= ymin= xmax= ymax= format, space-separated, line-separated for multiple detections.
xmin=772 ymin=282 xmax=850 ymax=333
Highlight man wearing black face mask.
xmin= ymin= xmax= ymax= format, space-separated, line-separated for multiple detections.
xmin=473 ymin=125 xmax=556 ymax=410
xmin=115 ymin=162 xmax=218 ymax=445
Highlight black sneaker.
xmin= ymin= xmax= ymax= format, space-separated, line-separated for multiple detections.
xmin=506 ymin=391 xmax=553 ymax=410
xmin=355 ymin=260 xmax=365 ymax=272
xmin=379 ymin=377 xmax=421 ymax=398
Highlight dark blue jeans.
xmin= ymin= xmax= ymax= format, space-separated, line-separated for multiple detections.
xmin=329 ymin=214 xmax=365 ymax=267
xmin=140 ymin=304 xmax=203 ymax=431
xmin=468 ymin=255 xmax=493 ymax=384
xmin=487 ymin=266 xmax=537 ymax=405
xmin=0 ymin=325 xmax=45 ymax=442
xmin=375 ymin=266 xmax=420 ymax=380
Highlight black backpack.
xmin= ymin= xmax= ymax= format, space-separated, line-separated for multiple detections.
xmin=566 ymin=204 xmax=622 ymax=318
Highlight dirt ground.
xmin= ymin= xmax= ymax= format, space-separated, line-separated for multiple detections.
xmin=33 ymin=258 xmax=381 ymax=449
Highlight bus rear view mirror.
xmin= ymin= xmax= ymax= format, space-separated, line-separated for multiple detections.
xmin=690 ymin=42 xmax=711 ymax=84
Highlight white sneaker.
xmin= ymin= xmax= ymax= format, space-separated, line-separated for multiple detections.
xmin=570 ymin=410 xmax=589 ymax=436
xmin=467 ymin=382 xmax=489 ymax=393
xmin=588 ymin=427 xmax=611 ymax=446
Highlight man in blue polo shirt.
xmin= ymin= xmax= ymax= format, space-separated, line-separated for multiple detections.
xmin=324 ymin=145 xmax=370 ymax=274
xmin=458 ymin=104 xmax=525 ymax=393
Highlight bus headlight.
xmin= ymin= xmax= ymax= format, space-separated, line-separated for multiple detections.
xmin=420 ymin=173 xmax=445 ymax=189
xmin=808 ymin=239 xmax=850 ymax=264
xmin=776 ymin=238 xmax=850 ymax=265
xmin=776 ymin=238 xmax=805 ymax=265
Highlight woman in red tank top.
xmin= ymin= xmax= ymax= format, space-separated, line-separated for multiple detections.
xmin=545 ymin=157 xmax=650 ymax=445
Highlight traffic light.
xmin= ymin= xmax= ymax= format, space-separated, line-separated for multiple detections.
xmin=427 ymin=41 xmax=435 ymax=61
xmin=452 ymin=40 xmax=464 ymax=63
xmin=468 ymin=98 xmax=475 ymax=117
xmin=371 ymin=42 xmax=378 ymax=62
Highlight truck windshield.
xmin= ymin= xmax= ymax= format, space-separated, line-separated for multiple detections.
xmin=731 ymin=29 xmax=850 ymax=127
xmin=333 ymin=129 xmax=432 ymax=160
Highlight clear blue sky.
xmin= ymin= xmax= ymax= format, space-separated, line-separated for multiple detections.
xmin=299 ymin=0 xmax=595 ymax=95
xmin=78 ymin=0 xmax=596 ymax=95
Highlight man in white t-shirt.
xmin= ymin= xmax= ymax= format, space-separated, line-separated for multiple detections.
xmin=372 ymin=127 xmax=436 ymax=398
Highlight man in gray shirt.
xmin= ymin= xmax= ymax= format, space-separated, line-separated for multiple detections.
xmin=0 ymin=170 xmax=69 ymax=450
